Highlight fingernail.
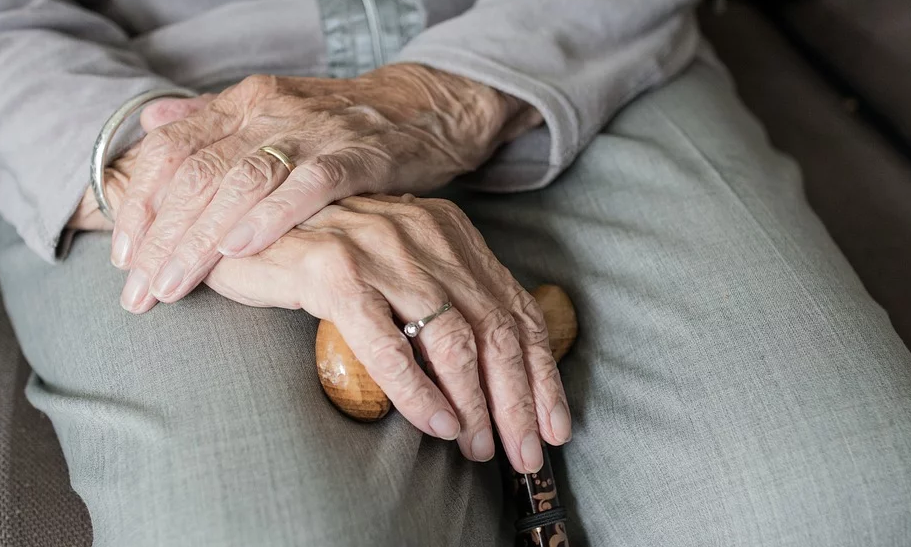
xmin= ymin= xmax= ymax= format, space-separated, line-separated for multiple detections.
xmin=111 ymin=231 xmax=131 ymax=268
xmin=549 ymin=402 xmax=572 ymax=443
xmin=152 ymin=259 xmax=185 ymax=298
xmin=429 ymin=410 xmax=460 ymax=440
xmin=521 ymin=432 xmax=544 ymax=473
xmin=219 ymin=224 xmax=255 ymax=255
xmin=471 ymin=429 xmax=495 ymax=461
xmin=120 ymin=269 xmax=150 ymax=311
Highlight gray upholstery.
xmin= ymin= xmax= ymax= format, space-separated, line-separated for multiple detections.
xmin=775 ymin=0 xmax=911 ymax=148
xmin=1 ymin=1 xmax=911 ymax=544
xmin=0 ymin=296 xmax=91 ymax=546
xmin=701 ymin=2 xmax=911 ymax=346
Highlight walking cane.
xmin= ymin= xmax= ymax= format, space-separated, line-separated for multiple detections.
xmin=315 ymin=285 xmax=577 ymax=546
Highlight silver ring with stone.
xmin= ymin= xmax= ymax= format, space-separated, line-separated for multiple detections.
xmin=90 ymin=88 xmax=199 ymax=222
xmin=403 ymin=302 xmax=453 ymax=338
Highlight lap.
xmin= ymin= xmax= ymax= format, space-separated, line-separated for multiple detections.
xmin=444 ymin=58 xmax=911 ymax=545
xmin=2 ymin=57 xmax=910 ymax=546
xmin=0 ymin=225 xmax=506 ymax=546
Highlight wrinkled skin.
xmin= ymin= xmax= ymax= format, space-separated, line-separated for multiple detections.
xmin=68 ymin=81 xmax=568 ymax=472
xmin=207 ymin=194 xmax=571 ymax=474
xmin=107 ymin=64 xmax=542 ymax=315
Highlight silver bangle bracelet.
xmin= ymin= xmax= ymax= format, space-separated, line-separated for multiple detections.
xmin=90 ymin=88 xmax=199 ymax=222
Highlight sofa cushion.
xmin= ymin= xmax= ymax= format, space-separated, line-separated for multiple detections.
xmin=700 ymin=2 xmax=911 ymax=347
xmin=0 ymin=300 xmax=92 ymax=546
xmin=774 ymin=0 xmax=911 ymax=148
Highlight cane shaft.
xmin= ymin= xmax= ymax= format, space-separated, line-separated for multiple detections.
xmin=315 ymin=284 xmax=577 ymax=545
xmin=512 ymin=445 xmax=569 ymax=546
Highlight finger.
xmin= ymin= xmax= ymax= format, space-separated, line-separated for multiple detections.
xmin=120 ymin=132 xmax=254 ymax=312
xmin=498 ymin=281 xmax=571 ymax=446
xmin=119 ymin=269 xmax=160 ymax=315
xmin=112 ymin=95 xmax=242 ymax=269
xmin=446 ymin=204 xmax=572 ymax=446
xmin=457 ymin=286 xmax=542 ymax=474
xmin=378 ymin=269 xmax=494 ymax=463
xmin=333 ymin=290 xmax=461 ymax=441
xmin=337 ymin=196 xmax=539 ymax=470
xmin=219 ymin=147 xmax=391 ymax=257
xmin=150 ymin=146 xmax=293 ymax=302
xmin=140 ymin=95 xmax=216 ymax=132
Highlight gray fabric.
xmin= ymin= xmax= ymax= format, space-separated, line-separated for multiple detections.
xmin=773 ymin=0 xmax=911 ymax=148
xmin=0 ymin=299 xmax=91 ymax=546
xmin=700 ymin=3 xmax=911 ymax=347
xmin=2 ymin=58 xmax=911 ymax=546
xmin=0 ymin=0 xmax=699 ymax=264
xmin=395 ymin=1 xmax=700 ymax=194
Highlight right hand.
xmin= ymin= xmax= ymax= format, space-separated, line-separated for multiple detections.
xmin=71 ymin=105 xmax=571 ymax=471
xmin=205 ymin=194 xmax=572 ymax=473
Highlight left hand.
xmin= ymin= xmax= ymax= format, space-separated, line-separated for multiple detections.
xmin=113 ymin=64 xmax=542 ymax=313
xmin=205 ymin=194 xmax=572 ymax=472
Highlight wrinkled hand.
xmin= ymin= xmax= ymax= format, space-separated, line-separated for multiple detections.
xmin=69 ymin=110 xmax=568 ymax=472
xmin=205 ymin=194 xmax=571 ymax=473
xmin=68 ymin=94 xmax=214 ymax=231
xmin=111 ymin=64 xmax=542 ymax=314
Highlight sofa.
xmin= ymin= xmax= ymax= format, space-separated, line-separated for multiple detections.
xmin=2 ymin=1 xmax=910 ymax=544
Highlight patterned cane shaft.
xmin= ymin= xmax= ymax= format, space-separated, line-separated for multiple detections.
xmin=512 ymin=444 xmax=569 ymax=547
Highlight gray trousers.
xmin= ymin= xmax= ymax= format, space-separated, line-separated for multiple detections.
xmin=2 ymin=59 xmax=910 ymax=547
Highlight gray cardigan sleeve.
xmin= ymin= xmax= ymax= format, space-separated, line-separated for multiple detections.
xmin=395 ymin=0 xmax=701 ymax=192
xmin=0 ymin=0 xmax=174 ymax=263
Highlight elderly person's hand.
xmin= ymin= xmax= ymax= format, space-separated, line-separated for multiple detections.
xmin=110 ymin=64 xmax=542 ymax=313
xmin=205 ymin=194 xmax=571 ymax=473
xmin=68 ymin=94 xmax=215 ymax=231
xmin=71 ymin=161 xmax=570 ymax=472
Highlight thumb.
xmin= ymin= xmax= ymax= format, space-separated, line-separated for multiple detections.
xmin=140 ymin=94 xmax=216 ymax=132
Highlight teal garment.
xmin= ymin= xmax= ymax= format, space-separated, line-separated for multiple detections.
xmin=2 ymin=59 xmax=910 ymax=546
xmin=316 ymin=0 xmax=426 ymax=78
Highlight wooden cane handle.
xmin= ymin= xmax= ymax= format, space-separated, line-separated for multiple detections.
xmin=315 ymin=284 xmax=578 ymax=421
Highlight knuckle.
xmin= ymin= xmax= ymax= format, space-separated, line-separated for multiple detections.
xmin=143 ymin=127 xmax=192 ymax=162
xmin=179 ymin=230 xmax=219 ymax=258
xmin=463 ymin=398 xmax=490 ymax=422
xmin=511 ymin=290 xmax=549 ymax=346
xmin=228 ymin=156 xmax=272 ymax=194
xmin=119 ymin=196 xmax=155 ymax=226
xmin=526 ymin=345 xmax=558 ymax=380
xmin=239 ymin=74 xmax=278 ymax=95
xmin=206 ymin=96 xmax=239 ymax=118
xmin=434 ymin=325 xmax=477 ymax=375
xmin=402 ymin=382 xmax=439 ymax=416
xmin=342 ymin=104 xmax=388 ymax=126
xmin=536 ymin=363 xmax=562 ymax=387
xmin=176 ymin=152 xmax=225 ymax=196
xmin=148 ymin=99 xmax=193 ymax=122
xmin=359 ymin=213 xmax=400 ymax=242
xmin=319 ymin=237 xmax=360 ymax=279
xmin=499 ymin=397 xmax=537 ymax=423
xmin=134 ymin=236 xmax=172 ymax=265
xmin=141 ymin=130 xmax=173 ymax=155
xmin=369 ymin=334 xmax=414 ymax=382
xmin=303 ymin=155 xmax=346 ymax=191
xmin=482 ymin=307 xmax=521 ymax=355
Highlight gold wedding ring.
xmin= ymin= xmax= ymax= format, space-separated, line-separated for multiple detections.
xmin=259 ymin=145 xmax=296 ymax=173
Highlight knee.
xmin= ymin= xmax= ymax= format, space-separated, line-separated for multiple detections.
xmin=569 ymin=411 xmax=911 ymax=547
